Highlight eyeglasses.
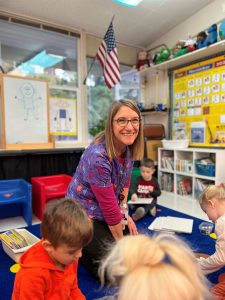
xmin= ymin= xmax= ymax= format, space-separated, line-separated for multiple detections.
xmin=113 ymin=117 xmax=141 ymax=127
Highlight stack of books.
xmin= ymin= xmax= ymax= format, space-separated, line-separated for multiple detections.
xmin=0 ymin=229 xmax=29 ymax=250
xmin=148 ymin=216 xmax=193 ymax=234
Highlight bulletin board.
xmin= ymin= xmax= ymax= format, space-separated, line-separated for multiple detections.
xmin=172 ymin=54 xmax=225 ymax=147
xmin=0 ymin=74 xmax=53 ymax=150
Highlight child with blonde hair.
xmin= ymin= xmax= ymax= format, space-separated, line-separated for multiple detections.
xmin=198 ymin=184 xmax=225 ymax=274
xmin=99 ymin=234 xmax=211 ymax=300
xmin=12 ymin=198 xmax=93 ymax=300
xmin=197 ymin=184 xmax=225 ymax=299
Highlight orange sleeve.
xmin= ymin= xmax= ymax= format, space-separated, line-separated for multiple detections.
xmin=12 ymin=271 xmax=49 ymax=300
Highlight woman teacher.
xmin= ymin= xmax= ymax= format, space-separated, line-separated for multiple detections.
xmin=66 ymin=99 xmax=144 ymax=278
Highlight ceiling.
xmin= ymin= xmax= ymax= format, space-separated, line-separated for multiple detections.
xmin=0 ymin=0 xmax=215 ymax=48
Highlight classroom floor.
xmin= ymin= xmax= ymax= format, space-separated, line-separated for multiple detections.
xmin=0 ymin=191 xmax=209 ymax=232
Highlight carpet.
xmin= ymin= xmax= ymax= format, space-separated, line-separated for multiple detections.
xmin=0 ymin=205 xmax=223 ymax=300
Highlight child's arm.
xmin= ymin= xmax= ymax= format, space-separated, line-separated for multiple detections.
xmin=198 ymin=220 xmax=225 ymax=275
xmin=70 ymin=261 xmax=86 ymax=300
xmin=149 ymin=178 xmax=161 ymax=198
xmin=12 ymin=271 xmax=48 ymax=300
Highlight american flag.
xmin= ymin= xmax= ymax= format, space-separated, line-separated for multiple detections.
xmin=97 ymin=22 xmax=121 ymax=89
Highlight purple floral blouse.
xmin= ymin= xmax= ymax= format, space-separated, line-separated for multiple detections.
xmin=66 ymin=140 xmax=133 ymax=221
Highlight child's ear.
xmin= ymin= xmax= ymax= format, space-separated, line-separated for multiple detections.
xmin=208 ymin=199 xmax=216 ymax=208
xmin=42 ymin=239 xmax=54 ymax=252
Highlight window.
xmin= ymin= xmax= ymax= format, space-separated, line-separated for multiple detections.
xmin=87 ymin=58 xmax=139 ymax=138
xmin=0 ymin=18 xmax=80 ymax=144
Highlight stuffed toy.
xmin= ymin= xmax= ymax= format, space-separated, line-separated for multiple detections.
xmin=219 ymin=20 xmax=225 ymax=40
xmin=173 ymin=36 xmax=196 ymax=58
xmin=196 ymin=31 xmax=207 ymax=49
xmin=155 ymin=47 xmax=171 ymax=64
xmin=135 ymin=51 xmax=149 ymax=71
xmin=205 ymin=24 xmax=217 ymax=46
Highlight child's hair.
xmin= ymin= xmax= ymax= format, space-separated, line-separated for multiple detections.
xmin=199 ymin=183 xmax=225 ymax=205
xmin=140 ymin=158 xmax=155 ymax=169
xmin=41 ymin=198 xmax=93 ymax=249
xmin=99 ymin=234 xmax=211 ymax=300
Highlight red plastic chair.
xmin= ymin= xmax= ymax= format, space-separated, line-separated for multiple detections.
xmin=31 ymin=174 xmax=72 ymax=220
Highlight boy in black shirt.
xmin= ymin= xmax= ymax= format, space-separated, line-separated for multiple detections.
xmin=130 ymin=158 xmax=161 ymax=221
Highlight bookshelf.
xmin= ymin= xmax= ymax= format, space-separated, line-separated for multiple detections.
xmin=158 ymin=147 xmax=225 ymax=200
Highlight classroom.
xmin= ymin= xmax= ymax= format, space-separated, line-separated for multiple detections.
xmin=1 ymin=0 xmax=225 ymax=299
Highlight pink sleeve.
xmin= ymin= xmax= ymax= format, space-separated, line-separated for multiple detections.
xmin=91 ymin=184 xmax=122 ymax=226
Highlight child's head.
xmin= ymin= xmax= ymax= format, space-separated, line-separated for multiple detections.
xmin=41 ymin=198 xmax=93 ymax=266
xmin=99 ymin=234 xmax=210 ymax=300
xmin=199 ymin=184 xmax=225 ymax=222
xmin=139 ymin=158 xmax=155 ymax=181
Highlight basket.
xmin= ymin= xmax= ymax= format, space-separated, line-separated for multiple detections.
xmin=1 ymin=229 xmax=40 ymax=262
xmin=195 ymin=159 xmax=215 ymax=177
xmin=162 ymin=139 xmax=189 ymax=149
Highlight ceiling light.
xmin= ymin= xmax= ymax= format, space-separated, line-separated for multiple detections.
xmin=113 ymin=0 xmax=142 ymax=7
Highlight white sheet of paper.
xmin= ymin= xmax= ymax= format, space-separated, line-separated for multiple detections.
xmin=128 ymin=198 xmax=153 ymax=205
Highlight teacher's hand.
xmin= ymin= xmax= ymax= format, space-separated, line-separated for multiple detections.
xmin=127 ymin=216 xmax=138 ymax=235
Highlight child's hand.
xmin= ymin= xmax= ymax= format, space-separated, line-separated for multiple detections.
xmin=148 ymin=186 xmax=154 ymax=192
xmin=131 ymin=193 xmax=138 ymax=201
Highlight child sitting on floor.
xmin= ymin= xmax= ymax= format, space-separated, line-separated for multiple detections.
xmin=130 ymin=158 xmax=161 ymax=221
xmin=197 ymin=184 xmax=225 ymax=299
xmin=12 ymin=198 xmax=93 ymax=300
xmin=99 ymin=234 xmax=211 ymax=300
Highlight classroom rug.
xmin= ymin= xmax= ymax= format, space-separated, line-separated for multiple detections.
xmin=0 ymin=205 xmax=223 ymax=300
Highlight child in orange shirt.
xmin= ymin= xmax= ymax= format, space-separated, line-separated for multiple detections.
xmin=12 ymin=198 xmax=93 ymax=300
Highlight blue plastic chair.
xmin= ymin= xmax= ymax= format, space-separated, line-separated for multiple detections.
xmin=0 ymin=179 xmax=32 ymax=226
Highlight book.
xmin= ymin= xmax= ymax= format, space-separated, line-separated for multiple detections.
xmin=128 ymin=198 xmax=153 ymax=205
xmin=148 ymin=216 xmax=193 ymax=234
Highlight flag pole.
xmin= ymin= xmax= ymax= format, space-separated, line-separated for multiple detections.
xmin=83 ymin=15 xmax=115 ymax=85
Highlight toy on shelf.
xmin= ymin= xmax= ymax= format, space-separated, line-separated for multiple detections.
xmin=196 ymin=31 xmax=208 ymax=49
xmin=219 ymin=20 xmax=225 ymax=40
xmin=205 ymin=24 xmax=217 ymax=46
xmin=134 ymin=50 xmax=149 ymax=71
xmin=155 ymin=47 xmax=171 ymax=64
xmin=173 ymin=36 xmax=196 ymax=58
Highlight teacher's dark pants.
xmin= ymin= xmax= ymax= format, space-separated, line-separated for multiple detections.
xmin=79 ymin=219 xmax=129 ymax=281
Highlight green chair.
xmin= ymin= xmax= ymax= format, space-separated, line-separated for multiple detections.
xmin=128 ymin=167 xmax=141 ymax=200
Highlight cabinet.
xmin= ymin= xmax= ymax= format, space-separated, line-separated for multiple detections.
xmin=158 ymin=147 xmax=225 ymax=200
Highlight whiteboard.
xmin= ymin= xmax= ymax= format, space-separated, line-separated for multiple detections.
xmin=3 ymin=76 xmax=49 ymax=144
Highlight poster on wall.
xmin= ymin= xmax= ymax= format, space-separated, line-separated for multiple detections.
xmin=49 ymin=95 xmax=77 ymax=136
xmin=2 ymin=75 xmax=49 ymax=146
xmin=172 ymin=54 xmax=225 ymax=147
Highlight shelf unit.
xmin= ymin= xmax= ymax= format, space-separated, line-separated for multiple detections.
xmin=158 ymin=147 xmax=225 ymax=201
xmin=139 ymin=40 xmax=225 ymax=76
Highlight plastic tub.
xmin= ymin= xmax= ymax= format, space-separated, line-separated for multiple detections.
xmin=1 ymin=229 xmax=40 ymax=262
xmin=162 ymin=139 xmax=189 ymax=149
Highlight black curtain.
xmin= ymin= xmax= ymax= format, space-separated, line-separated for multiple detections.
xmin=0 ymin=148 xmax=84 ymax=182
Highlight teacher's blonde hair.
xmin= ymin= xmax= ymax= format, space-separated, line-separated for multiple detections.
xmin=99 ymin=234 xmax=211 ymax=300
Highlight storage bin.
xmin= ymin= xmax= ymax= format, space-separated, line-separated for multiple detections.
xmin=1 ymin=229 xmax=40 ymax=262
xmin=195 ymin=160 xmax=215 ymax=177
xmin=162 ymin=139 xmax=189 ymax=149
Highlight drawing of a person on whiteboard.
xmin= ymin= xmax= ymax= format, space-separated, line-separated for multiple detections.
xmin=15 ymin=82 xmax=42 ymax=121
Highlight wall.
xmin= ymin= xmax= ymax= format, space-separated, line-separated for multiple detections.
xmin=86 ymin=34 xmax=139 ymax=66
xmin=148 ymin=0 xmax=225 ymax=50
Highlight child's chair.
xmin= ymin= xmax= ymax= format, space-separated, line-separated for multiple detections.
xmin=0 ymin=179 xmax=32 ymax=226
xmin=128 ymin=167 xmax=141 ymax=200
xmin=31 ymin=174 xmax=72 ymax=220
